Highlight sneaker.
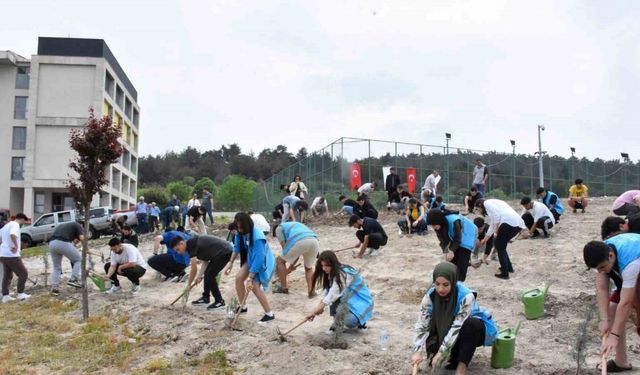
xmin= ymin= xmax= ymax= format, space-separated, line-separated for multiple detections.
xmin=582 ymin=209 xmax=586 ymax=213
xmin=177 ymin=274 xmax=188 ymax=283
xmin=494 ymin=273 xmax=510 ymax=280
xmin=1 ymin=295 xmax=15 ymax=303
xmin=51 ymin=289 xmax=60 ymax=296
xmin=17 ymin=293 xmax=31 ymax=301
xmin=235 ymin=306 xmax=248 ymax=314
xmin=162 ymin=276 xmax=173 ymax=282
xmin=366 ymin=248 xmax=380 ymax=257
xmin=207 ymin=300 xmax=226 ymax=310
xmin=192 ymin=297 xmax=210 ymax=305
xmin=67 ymin=279 xmax=82 ymax=288
xmin=106 ymin=285 xmax=122 ymax=294
xmin=272 ymin=285 xmax=289 ymax=294
xmin=308 ymin=291 xmax=318 ymax=299
xmin=573 ymin=208 xmax=577 ymax=213
xmin=258 ymin=313 xmax=275 ymax=323
xmin=131 ymin=285 xmax=141 ymax=294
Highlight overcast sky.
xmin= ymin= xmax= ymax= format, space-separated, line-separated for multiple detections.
xmin=2 ymin=1 xmax=639 ymax=161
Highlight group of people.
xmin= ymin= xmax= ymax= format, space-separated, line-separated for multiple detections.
xmin=134 ymin=189 xmax=216 ymax=235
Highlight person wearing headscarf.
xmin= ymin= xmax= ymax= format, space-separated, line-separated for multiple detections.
xmin=426 ymin=209 xmax=478 ymax=282
xmin=411 ymin=263 xmax=497 ymax=375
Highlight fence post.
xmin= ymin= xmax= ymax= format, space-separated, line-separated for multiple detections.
xmin=368 ymin=140 xmax=372 ymax=185
xmin=445 ymin=146 xmax=449 ymax=203
xmin=511 ymin=151 xmax=516 ymax=197
xmin=340 ymin=138 xmax=345 ymax=194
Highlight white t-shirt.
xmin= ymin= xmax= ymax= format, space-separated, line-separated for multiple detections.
xmin=187 ymin=199 xmax=201 ymax=209
xmin=523 ymin=201 xmax=556 ymax=224
xmin=310 ymin=197 xmax=328 ymax=211
xmin=251 ymin=214 xmax=271 ymax=233
xmin=110 ymin=243 xmax=148 ymax=269
xmin=358 ymin=183 xmax=375 ymax=195
xmin=0 ymin=221 xmax=21 ymax=257
xmin=484 ymin=199 xmax=526 ymax=237
xmin=622 ymin=259 xmax=640 ymax=288
xmin=422 ymin=174 xmax=441 ymax=193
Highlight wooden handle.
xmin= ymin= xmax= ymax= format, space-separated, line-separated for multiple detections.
xmin=282 ymin=319 xmax=308 ymax=337
xmin=230 ymin=289 xmax=249 ymax=329
xmin=170 ymin=282 xmax=197 ymax=306
xmin=334 ymin=247 xmax=355 ymax=253
xmin=601 ymin=335 xmax=608 ymax=375
xmin=412 ymin=363 xmax=419 ymax=375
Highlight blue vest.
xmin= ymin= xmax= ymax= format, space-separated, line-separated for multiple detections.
xmin=281 ymin=222 xmax=318 ymax=256
xmin=339 ymin=266 xmax=374 ymax=325
xmin=446 ymin=214 xmax=477 ymax=251
xmin=427 ymin=282 xmax=498 ymax=346
xmin=162 ymin=231 xmax=191 ymax=266
xmin=235 ymin=228 xmax=276 ymax=291
xmin=605 ymin=233 xmax=640 ymax=272
xmin=543 ymin=191 xmax=564 ymax=214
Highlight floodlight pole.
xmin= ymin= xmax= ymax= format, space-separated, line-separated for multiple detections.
xmin=536 ymin=125 xmax=546 ymax=187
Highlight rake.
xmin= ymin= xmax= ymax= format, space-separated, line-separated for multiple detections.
xmin=170 ymin=281 xmax=198 ymax=306
xmin=275 ymin=317 xmax=308 ymax=342
xmin=227 ymin=288 xmax=249 ymax=331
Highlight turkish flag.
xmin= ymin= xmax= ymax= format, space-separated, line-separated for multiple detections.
xmin=406 ymin=168 xmax=417 ymax=193
xmin=350 ymin=163 xmax=362 ymax=191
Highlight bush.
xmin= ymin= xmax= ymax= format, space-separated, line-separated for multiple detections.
xmin=217 ymin=175 xmax=257 ymax=211
xmin=485 ymin=188 xmax=509 ymax=200
xmin=166 ymin=181 xmax=193 ymax=202
xmin=193 ymin=177 xmax=218 ymax=197
xmin=138 ymin=185 xmax=170 ymax=207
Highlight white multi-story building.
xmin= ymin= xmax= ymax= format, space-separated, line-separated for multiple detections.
xmin=0 ymin=37 xmax=140 ymax=219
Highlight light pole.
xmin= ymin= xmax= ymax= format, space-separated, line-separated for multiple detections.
xmin=622 ymin=152 xmax=630 ymax=190
xmin=445 ymin=133 xmax=451 ymax=202
xmin=510 ymin=140 xmax=516 ymax=197
xmin=570 ymin=147 xmax=576 ymax=182
xmin=534 ymin=125 xmax=546 ymax=188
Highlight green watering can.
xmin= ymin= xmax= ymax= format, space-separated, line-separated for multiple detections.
xmin=521 ymin=283 xmax=550 ymax=320
xmin=491 ymin=321 xmax=521 ymax=369
xmin=89 ymin=274 xmax=111 ymax=292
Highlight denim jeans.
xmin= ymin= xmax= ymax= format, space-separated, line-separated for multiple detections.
xmin=49 ymin=240 xmax=81 ymax=288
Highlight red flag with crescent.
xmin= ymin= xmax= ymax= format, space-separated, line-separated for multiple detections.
xmin=406 ymin=168 xmax=417 ymax=193
xmin=350 ymin=163 xmax=362 ymax=191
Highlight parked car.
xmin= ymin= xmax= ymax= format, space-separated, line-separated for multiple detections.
xmin=20 ymin=210 xmax=77 ymax=248
xmin=76 ymin=206 xmax=115 ymax=240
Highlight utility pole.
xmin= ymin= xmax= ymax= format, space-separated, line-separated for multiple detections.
xmin=534 ymin=125 xmax=546 ymax=187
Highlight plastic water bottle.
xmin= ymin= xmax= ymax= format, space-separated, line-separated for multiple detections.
xmin=379 ymin=328 xmax=390 ymax=351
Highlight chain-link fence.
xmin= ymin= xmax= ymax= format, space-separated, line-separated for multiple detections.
xmin=253 ymin=137 xmax=640 ymax=212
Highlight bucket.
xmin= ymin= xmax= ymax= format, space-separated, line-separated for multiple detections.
xmin=491 ymin=321 xmax=521 ymax=369
xmin=521 ymin=283 xmax=550 ymax=320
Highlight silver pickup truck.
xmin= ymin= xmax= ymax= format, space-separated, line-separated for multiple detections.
xmin=20 ymin=206 xmax=117 ymax=247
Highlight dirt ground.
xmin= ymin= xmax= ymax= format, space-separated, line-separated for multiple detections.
xmin=20 ymin=197 xmax=640 ymax=374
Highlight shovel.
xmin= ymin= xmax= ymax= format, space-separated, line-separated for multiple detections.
xmin=170 ymin=281 xmax=198 ymax=306
xmin=228 ymin=288 xmax=249 ymax=331
xmin=275 ymin=318 xmax=308 ymax=342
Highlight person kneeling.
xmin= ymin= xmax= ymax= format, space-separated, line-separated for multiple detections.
xmin=349 ymin=215 xmax=388 ymax=258
xmin=149 ymin=227 xmax=191 ymax=282
xmin=305 ymin=251 xmax=373 ymax=331
xmin=520 ymin=197 xmax=555 ymax=238
xmin=103 ymin=238 xmax=147 ymax=294
xmin=398 ymin=198 xmax=428 ymax=236
xmin=411 ymin=262 xmax=497 ymax=375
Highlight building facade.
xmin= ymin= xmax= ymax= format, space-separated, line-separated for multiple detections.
xmin=0 ymin=37 xmax=140 ymax=219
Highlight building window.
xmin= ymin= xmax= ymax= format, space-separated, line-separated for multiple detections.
xmin=103 ymin=100 xmax=113 ymax=119
xmin=125 ymin=98 xmax=132 ymax=119
xmin=16 ymin=67 xmax=30 ymax=89
xmin=133 ymin=108 xmax=139 ymax=127
xmin=105 ymin=71 xmax=115 ymax=97
xmin=131 ymin=156 xmax=137 ymax=173
xmin=11 ymin=157 xmax=24 ymax=180
xmin=115 ymin=85 xmax=124 ymax=108
xmin=131 ymin=131 xmax=138 ymax=151
xmin=34 ymin=193 xmax=45 ymax=215
xmin=52 ymin=193 xmax=74 ymax=212
xmin=14 ymin=96 xmax=27 ymax=119
xmin=12 ymin=127 xmax=26 ymax=150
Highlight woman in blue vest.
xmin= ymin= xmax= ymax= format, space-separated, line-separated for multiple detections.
xmin=426 ymin=209 xmax=478 ymax=282
xmin=224 ymin=212 xmax=276 ymax=323
xmin=272 ymin=222 xmax=320 ymax=297
xmin=411 ymin=262 xmax=497 ymax=375
xmin=536 ymin=187 xmax=564 ymax=222
xmin=305 ymin=251 xmax=373 ymax=330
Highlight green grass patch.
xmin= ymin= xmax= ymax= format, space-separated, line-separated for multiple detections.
xmin=21 ymin=245 xmax=47 ymax=258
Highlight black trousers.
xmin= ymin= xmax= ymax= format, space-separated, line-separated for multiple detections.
xmin=521 ymin=213 xmax=553 ymax=235
xmin=203 ymin=253 xmax=232 ymax=302
xmin=495 ymin=224 xmax=522 ymax=276
xmin=613 ymin=203 xmax=640 ymax=217
xmin=356 ymin=231 xmax=388 ymax=249
xmin=550 ymin=208 xmax=561 ymax=222
xmin=427 ymin=317 xmax=485 ymax=367
xmin=147 ymin=254 xmax=186 ymax=278
xmin=104 ymin=262 xmax=146 ymax=286
xmin=451 ymin=248 xmax=472 ymax=282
